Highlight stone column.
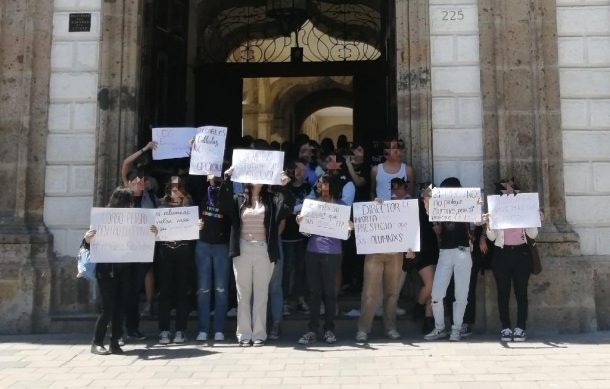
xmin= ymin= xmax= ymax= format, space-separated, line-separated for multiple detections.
xmin=478 ymin=0 xmax=579 ymax=255
xmin=395 ymin=0 xmax=433 ymax=184
xmin=96 ymin=0 xmax=143 ymax=205
xmin=0 ymin=0 xmax=53 ymax=333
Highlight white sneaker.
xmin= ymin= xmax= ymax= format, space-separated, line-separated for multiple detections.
xmin=424 ymin=328 xmax=448 ymax=341
xmin=355 ymin=330 xmax=368 ymax=343
xmin=386 ymin=329 xmax=401 ymax=340
xmin=396 ymin=307 xmax=406 ymax=316
xmin=196 ymin=332 xmax=207 ymax=342
xmin=500 ymin=328 xmax=513 ymax=342
xmin=173 ymin=331 xmax=186 ymax=343
xmin=343 ymin=309 xmax=361 ymax=317
xmin=513 ymin=327 xmax=527 ymax=342
xmin=449 ymin=328 xmax=461 ymax=342
xmin=159 ymin=331 xmax=171 ymax=345
xmin=226 ymin=307 xmax=238 ymax=317
xmin=214 ymin=332 xmax=225 ymax=341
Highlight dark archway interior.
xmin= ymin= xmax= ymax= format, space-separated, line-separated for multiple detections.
xmin=140 ymin=0 xmax=396 ymax=149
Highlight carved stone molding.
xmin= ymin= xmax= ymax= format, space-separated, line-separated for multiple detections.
xmin=96 ymin=0 xmax=144 ymax=205
xmin=395 ymin=0 xmax=433 ymax=184
xmin=478 ymin=0 xmax=579 ymax=255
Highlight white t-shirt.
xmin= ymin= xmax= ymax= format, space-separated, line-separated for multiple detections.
xmin=375 ymin=163 xmax=408 ymax=201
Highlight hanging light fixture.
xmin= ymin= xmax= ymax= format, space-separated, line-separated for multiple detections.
xmin=266 ymin=0 xmax=314 ymax=37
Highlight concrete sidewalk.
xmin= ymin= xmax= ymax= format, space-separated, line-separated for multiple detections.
xmin=1 ymin=332 xmax=610 ymax=389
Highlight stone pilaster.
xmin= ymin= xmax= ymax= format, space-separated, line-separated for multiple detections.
xmin=96 ymin=0 xmax=143 ymax=205
xmin=478 ymin=0 xmax=579 ymax=256
xmin=395 ymin=0 xmax=433 ymax=184
xmin=0 ymin=0 xmax=54 ymax=333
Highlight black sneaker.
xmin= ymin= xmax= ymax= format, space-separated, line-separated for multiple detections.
xmin=296 ymin=302 xmax=310 ymax=314
xmin=460 ymin=324 xmax=473 ymax=337
xmin=126 ymin=330 xmax=146 ymax=341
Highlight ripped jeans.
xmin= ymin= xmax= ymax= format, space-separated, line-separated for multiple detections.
xmin=195 ymin=241 xmax=230 ymax=334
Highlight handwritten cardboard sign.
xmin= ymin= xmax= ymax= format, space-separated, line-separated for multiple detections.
xmin=231 ymin=149 xmax=285 ymax=185
xmin=189 ymin=126 xmax=227 ymax=177
xmin=487 ymin=193 xmax=541 ymax=229
xmin=299 ymin=199 xmax=352 ymax=240
xmin=152 ymin=127 xmax=197 ymax=160
xmin=154 ymin=206 xmax=200 ymax=241
xmin=90 ymin=208 xmax=156 ymax=263
xmin=428 ymin=187 xmax=482 ymax=223
xmin=353 ymin=200 xmax=420 ymax=255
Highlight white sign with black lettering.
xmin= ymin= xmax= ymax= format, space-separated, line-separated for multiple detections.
xmin=429 ymin=187 xmax=482 ymax=223
xmin=231 ymin=149 xmax=285 ymax=185
xmin=487 ymin=193 xmax=541 ymax=230
xmin=154 ymin=206 xmax=200 ymax=241
xmin=90 ymin=208 xmax=156 ymax=263
xmin=353 ymin=200 xmax=420 ymax=255
xmin=299 ymin=199 xmax=351 ymax=240
xmin=189 ymin=126 xmax=227 ymax=177
xmin=152 ymin=127 xmax=197 ymax=160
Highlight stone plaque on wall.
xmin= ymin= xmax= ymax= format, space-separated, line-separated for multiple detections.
xmin=68 ymin=13 xmax=91 ymax=32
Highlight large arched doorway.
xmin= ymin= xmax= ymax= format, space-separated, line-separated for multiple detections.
xmin=138 ymin=0 xmax=397 ymax=148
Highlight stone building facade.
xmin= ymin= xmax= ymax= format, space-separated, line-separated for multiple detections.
xmin=0 ymin=0 xmax=609 ymax=333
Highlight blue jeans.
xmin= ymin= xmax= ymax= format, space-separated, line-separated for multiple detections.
xmin=195 ymin=241 xmax=230 ymax=334
xmin=268 ymin=240 xmax=284 ymax=323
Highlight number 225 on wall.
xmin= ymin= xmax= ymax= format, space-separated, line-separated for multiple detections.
xmin=441 ymin=10 xmax=465 ymax=21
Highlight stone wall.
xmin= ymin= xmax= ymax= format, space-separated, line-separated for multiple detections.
xmin=557 ymin=0 xmax=610 ymax=255
xmin=429 ymin=0 xmax=484 ymax=188
xmin=44 ymin=1 xmax=101 ymax=258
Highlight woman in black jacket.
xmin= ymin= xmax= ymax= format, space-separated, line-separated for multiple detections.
xmin=218 ymin=167 xmax=293 ymax=346
xmin=84 ymin=187 xmax=157 ymax=355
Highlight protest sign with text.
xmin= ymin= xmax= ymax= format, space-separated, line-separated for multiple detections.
xmin=154 ymin=206 xmax=200 ymax=241
xmin=189 ymin=126 xmax=227 ymax=177
xmin=487 ymin=193 xmax=541 ymax=229
xmin=231 ymin=149 xmax=285 ymax=185
xmin=90 ymin=208 xmax=156 ymax=263
xmin=353 ymin=200 xmax=420 ymax=255
xmin=152 ymin=127 xmax=197 ymax=160
xmin=299 ymin=199 xmax=352 ymax=240
xmin=429 ymin=187 xmax=482 ymax=223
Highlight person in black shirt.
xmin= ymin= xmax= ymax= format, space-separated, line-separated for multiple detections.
xmin=423 ymin=177 xmax=473 ymax=342
xmin=194 ymin=174 xmax=232 ymax=343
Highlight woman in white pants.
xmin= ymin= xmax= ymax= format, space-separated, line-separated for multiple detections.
xmin=423 ymin=177 xmax=474 ymax=342
xmin=219 ymin=166 xmax=292 ymax=346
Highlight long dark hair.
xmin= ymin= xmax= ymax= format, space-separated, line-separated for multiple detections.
xmin=243 ymin=183 xmax=270 ymax=208
xmin=107 ymin=187 xmax=133 ymax=208
xmin=317 ymin=174 xmax=342 ymax=202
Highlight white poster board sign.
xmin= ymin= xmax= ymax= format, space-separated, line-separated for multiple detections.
xmin=90 ymin=208 xmax=156 ymax=263
xmin=152 ymin=127 xmax=197 ymax=160
xmin=353 ymin=200 xmax=420 ymax=255
xmin=429 ymin=187 xmax=482 ymax=223
xmin=487 ymin=193 xmax=541 ymax=229
xmin=154 ymin=206 xmax=200 ymax=241
xmin=299 ymin=199 xmax=352 ymax=240
xmin=231 ymin=149 xmax=285 ymax=185
xmin=189 ymin=126 xmax=227 ymax=177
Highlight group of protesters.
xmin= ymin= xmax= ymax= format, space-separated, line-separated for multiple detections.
xmin=83 ymin=133 xmax=541 ymax=355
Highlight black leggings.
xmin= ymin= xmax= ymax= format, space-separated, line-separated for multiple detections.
xmin=491 ymin=244 xmax=531 ymax=330
xmin=93 ymin=264 xmax=130 ymax=345
xmin=305 ymin=252 xmax=342 ymax=333
xmin=157 ymin=244 xmax=193 ymax=331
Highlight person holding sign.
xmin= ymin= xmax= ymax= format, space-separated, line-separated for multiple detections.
xmin=157 ymin=177 xmax=195 ymax=345
xmin=219 ymin=164 xmax=294 ymax=347
xmin=484 ymin=179 xmax=542 ymax=342
xmin=296 ymin=175 xmax=352 ymax=345
xmin=85 ymin=187 xmax=158 ymax=355
xmin=194 ymin=174 xmax=232 ymax=343
xmin=424 ymin=177 xmax=474 ymax=342
xmin=355 ymin=138 xmax=413 ymax=343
